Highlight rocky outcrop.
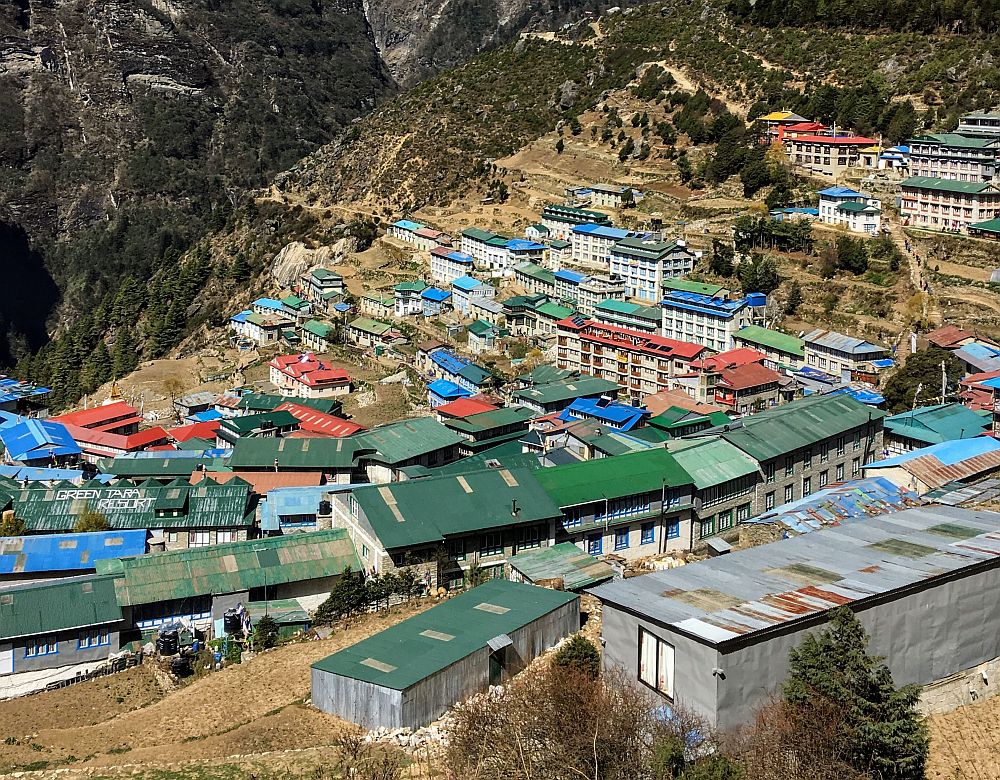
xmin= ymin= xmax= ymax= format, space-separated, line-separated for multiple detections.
xmin=270 ymin=240 xmax=356 ymax=288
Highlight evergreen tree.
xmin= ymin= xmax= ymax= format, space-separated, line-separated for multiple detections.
xmin=708 ymin=239 xmax=736 ymax=277
xmin=254 ymin=614 xmax=279 ymax=649
xmin=882 ymin=346 xmax=964 ymax=413
xmin=81 ymin=341 xmax=113 ymax=393
xmin=738 ymin=253 xmax=781 ymax=295
xmin=553 ymin=635 xmax=600 ymax=679
xmin=784 ymin=279 xmax=803 ymax=316
xmin=112 ymin=327 xmax=139 ymax=377
xmin=784 ymin=607 xmax=928 ymax=780
xmin=677 ymin=152 xmax=694 ymax=184
xmin=618 ymin=137 xmax=636 ymax=161
xmin=555 ymin=138 xmax=565 ymax=154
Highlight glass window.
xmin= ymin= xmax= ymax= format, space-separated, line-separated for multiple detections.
xmin=587 ymin=533 xmax=603 ymax=556
xmin=25 ymin=636 xmax=59 ymax=657
xmin=803 ymin=476 xmax=811 ymax=496
xmin=666 ymin=519 xmax=680 ymax=539
xmin=819 ymin=470 xmax=829 ymax=487
xmin=614 ymin=527 xmax=630 ymax=551
xmin=641 ymin=522 xmax=655 ymax=545
xmin=852 ymin=458 xmax=861 ymax=477
xmin=765 ymin=462 xmax=775 ymax=484
xmin=480 ymin=532 xmax=503 ymax=556
xmin=854 ymin=431 xmax=862 ymax=451
xmin=446 ymin=538 xmax=466 ymax=560
xmin=639 ymin=628 xmax=674 ymax=699
xmin=820 ymin=445 xmax=829 ymax=463
xmin=217 ymin=530 xmax=235 ymax=544
xmin=718 ymin=510 xmax=733 ymax=531
xmin=700 ymin=516 xmax=715 ymax=538
xmin=517 ymin=526 xmax=541 ymax=551
xmin=784 ymin=455 xmax=794 ymax=477
xmin=189 ymin=531 xmax=211 ymax=548
xmin=803 ymin=448 xmax=812 ymax=469
xmin=836 ymin=463 xmax=845 ymax=481
xmin=765 ymin=492 xmax=775 ymax=511
xmin=78 ymin=629 xmax=110 ymax=649
xmin=784 ymin=484 xmax=794 ymax=503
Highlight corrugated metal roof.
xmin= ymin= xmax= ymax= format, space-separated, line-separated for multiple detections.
xmin=0 ymin=575 xmax=121 ymax=640
xmin=590 ymin=506 xmax=1000 ymax=645
xmin=96 ymin=529 xmax=360 ymax=606
xmin=355 ymin=418 xmax=464 ymax=466
xmin=0 ymin=529 xmax=147 ymax=574
xmin=230 ymin=437 xmax=372 ymax=469
xmin=312 ymin=580 xmax=577 ymax=690
xmin=666 ymin=439 xmax=759 ymax=489
xmin=509 ymin=542 xmax=615 ymax=590
xmin=884 ymin=403 xmax=991 ymax=445
xmin=512 ymin=376 xmax=620 ymax=405
xmin=866 ymin=437 xmax=1000 ymax=491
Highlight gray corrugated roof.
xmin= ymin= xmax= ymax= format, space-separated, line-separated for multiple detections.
xmin=589 ymin=505 xmax=1000 ymax=646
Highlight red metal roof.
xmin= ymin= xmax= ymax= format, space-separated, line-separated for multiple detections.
xmin=784 ymin=121 xmax=828 ymax=132
xmin=558 ymin=318 xmax=707 ymax=360
xmin=53 ymin=401 xmax=141 ymax=430
xmin=191 ymin=470 xmax=325 ymax=493
xmin=275 ymin=402 xmax=365 ymax=437
xmin=64 ymin=423 xmax=170 ymax=456
xmin=692 ymin=347 xmax=766 ymax=372
xmin=717 ymin=362 xmax=781 ymax=391
xmin=168 ymin=420 xmax=222 ymax=443
xmin=435 ymin=397 xmax=501 ymax=419
xmin=927 ymin=324 xmax=976 ymax=349
xmin=269 ymin=353 xmax=352 ymax=388
xmin=788 ymin=135 xmax=877 ymax=145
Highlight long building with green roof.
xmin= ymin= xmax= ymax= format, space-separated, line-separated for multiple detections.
xmin=733 ymin=324 xmax=805 ymax=368
xmin=312 ymin=579 xmax=579 ymax=728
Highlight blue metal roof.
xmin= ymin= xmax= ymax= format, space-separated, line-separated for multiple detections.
xmin=661 ymin=291 xmax=746 ymax=318
xmin=771 ymin=207 xmax=819 ymax=215
xmin=507 ymin=239 xmax=545 ymax=252
xmin=421 ymin=287 xmax=452 ymax=302
xmin=560 ymin=397 xmax=649 ymax=431
xmin=253 ymin=297 xmax=285 ymax=311
xmin=571 ymin=224 xmax=633 ymax=240
xmin=392 ymin=219 xmax=424 ymax=232
xmin=0 ymin=465 xmax=114 ymax=483
xmin=0 ymin=529 xmax=147 ymax=574
xmin=871 ymin=358 xmax=895 ymax=368
xmin=230 ymin=310 xmax=252 ymax=323
xmin=0 ymin=419 xmax=81 ymax=461
xmin=870 ymin=436 xmax=1000 ymax=468
xmin=430 ymin=349 xmax=470 ymax=374
xmin=827 ymin=386 xmax=885 ymax=406
xmin=444 ymin=251 xmax=474 ymax=264
xmin=554 ymin=269 xmax=586 ymax=284
xmin=818 ymin=186 xmax=863 ymax=198
xmin=428 ymin=380 xmax=473 ymax=401
xmin=189 ymin=409 xmax=223 ymax=422
xmin=452 ymin=275 xmax=487 ymax=292
xmin=333 ymin=302 xmax=352 ymax=312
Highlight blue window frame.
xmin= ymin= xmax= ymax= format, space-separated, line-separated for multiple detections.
xmin=587 ymin=533 xmax=603 ymax=556
xmin=24 ymin=637 xmax=59 ymax=657
xmin=640 ymin=522 xmax=655 ymax=545
xmin=614 ymin=527 xmax=630 ymax=551
xmin=666 ymin=519 xmax=680 ymax=539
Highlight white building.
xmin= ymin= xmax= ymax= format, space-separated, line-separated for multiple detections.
xmin=817 ymin=187 xmax=882 ymax=234
xmin=570 ymin=223 xmax=642 ymax=265
xmin=269 ymin=353 xmax=352 ymax=399
xmin=803 ymin=329 xmax=888 ymax=379
xmin=451 ymin=276 xmax=496 ymax=316
xmin=429 ymin=247 xmax=476 ymax=284
xmin=660 ymin=291 xmax=767 ymax=352
xmin=460 ymin=228 xmax=511 ymax=275
xmin=540 ymin=205 xmax=613 ymax=241
xmin=608 ymin=238 xmax=699 ymax=302
xmin=589 ymin=184 xmax=633 ymax=209
xmin=394 ymin=281 xmax=427 ymax=317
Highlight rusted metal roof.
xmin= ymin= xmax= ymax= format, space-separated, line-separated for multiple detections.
xmin=589 ymin=506 xmax=1000 ymax=646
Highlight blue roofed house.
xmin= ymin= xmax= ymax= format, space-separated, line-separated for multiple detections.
xmin=427 ymin=380 xmax=473 ymax=408
xmin=1 ymin=419 xmax=81 ymax=467
xmin=817 ymin=186 xmax=882 ymax=234
xmin=553 ymin=268 xmax=586 ymax=301
xmin=387 ymin=218 xmax=425 ymax=244
xmin=430 ymin=247 xmax=475 ymax=284
xmin=451 ymin=275 xmax=495 ymax=316
xmin=252 ymin=297 xmax=286 ymax=317
xmin=864 ymin=436 xmax=1000 ymax=495
xmin=559 ymin=396 xmax=649 ymax=431
xmin=660 ymin=292 xmax=767 ymax=352
xmin=0 ymin=529 xmax=147 ymax=582
xmin=426 ymin=349 xmax=494 ymax=393
xmin=954 ymin=341 xmax=1000 ymax=375
xmin=506 ymin=239 xmax=546 ymax=266
xmin=420 ymin=287 xmax=452 ymax=317
xmin=883 ymin=402 xmax=991 ymax=455
xmin=0 ymin=378 xmax=50 ymax=417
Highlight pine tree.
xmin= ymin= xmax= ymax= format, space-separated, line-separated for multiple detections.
xmin=81 ymin=341 xmax=113 ymax=393
xmin=784 ymin=279 xmax=803 ymax=316
xmin=555 ymin=138 xmax=565 ymax=154
xmin=553 ymin=635 xmax=600 ymax=679
xmin=112 ymin=328 xmax=139 ymax=377
xmin=254 ymin=615 xmax=279 ymax=649
xmin=784 ymin=607 xmax=928 ymax=780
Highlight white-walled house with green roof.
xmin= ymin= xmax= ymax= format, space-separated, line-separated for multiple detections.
xmin=347 ymin=317 xmax=395 ymax=349
xmin=300 ymin=319 xmax=336 ymax=352
xmin=900 ymin=176 xmax=1000 ymax=232
xmin=732 ymin=325 xmax=805 ymax=369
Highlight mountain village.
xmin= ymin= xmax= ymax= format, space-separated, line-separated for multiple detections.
xmin=3 ymin=105 xmax=1000 ymax=777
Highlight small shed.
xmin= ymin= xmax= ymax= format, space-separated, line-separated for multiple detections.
xmin=508 ymin=542 xmax=615 ymax=591
xmin=311 ymin=580 xmax=579 ymax=729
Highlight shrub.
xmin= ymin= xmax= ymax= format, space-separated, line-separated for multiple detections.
xmin=553 ymin=634 xmax=600 ymax=679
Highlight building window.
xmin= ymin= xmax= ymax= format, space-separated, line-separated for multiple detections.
xmin=836 ymin=463 xmax=845 ymax=482
xmin=639 ymin=628 xmax=674 ymax=699
xmin=718 ymin=510 xmax=734 ymax=531
xmin=614 ymin=527 xmax=630 ymax=551
xmin=765 ymin=492 xmax=775 ymax=511
xmin=666 ymin=519 xmax=680 ymax=539
xmin=852 ymin=458 xmax=861 ymax=477
xmin=189 ymin=531 xmax=211 ymax=548
xmin=854 ymin=431 xmax=862 ymax=451
xmin=447 ymin=538 xmax=466 ymax=560
xmin=217 ymin=530 xmax=235 ymax=544
xmin=78 ymin=629 xmax=110 ymax=649
xmin=25 ymin=637 xmax=59 ymax=657
xmin=820 ymin=445 xmax=829 ymax=464
xmin=784 ymin=455 xmax=794 ymax=477
xmin=517 ymin=526 xmax=541 ymax=551
xmin=480 ymin=532 xmax=503 ymax=557
xmin=836 ymin=436 xmax=846 ymax=456
xmin=803 ymin=448 xmax=812 ymax=470
xmin=736 ymin=503 xmax=751 ymax=522
xmin=167 ymin=532 xmax=178 ymax=543
xmin=765 ymin=462 xmax=775 ymax=484
xmin=784 ymin=484 xmax=794 ymax=503
xmin=587 ymin=533 xmax=603 ymax=556
xmin=597 ymin=493 xmax=652 ymax=521
xmin=700 ymin=516 xmax=715 ymax=538
xmin=641 ymin=522 xmax=655 ymax=545
xmin=819 ymin=470 xmax=829 ymax=488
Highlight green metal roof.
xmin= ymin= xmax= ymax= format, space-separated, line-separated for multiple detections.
xmin=970 ymin=217 xmax=1000 ymax=234
xmin=666 ymin=438 xmax=759 ymax=489
xmin=901 ymin=176 xmax=999 ymax=195
xmin=514 ymin=262 xmax=556 ymax=285
xmin=432 ymin=440 xmax=543 ymax=475
xmin=12 ymin=478 xmax=253 ymax=532
xmin=311 ymin=268 xmax=342 ymax=281
xmin=611 ymin=237 xmax=684 ymax=260
xmin=238 ymin=394 xmax=342 ymax=415
xmin=513 ymin=376 xmax=620 ymax=405
xmin=508 ymin=542 xmax=614 ymax=590
xmin=350 ymin=317 xmax=393 ymax=336
xmin=594 ymin=299 xmax=640 ymax=314
xmin=521 ymin=365 xmax=577 ymax=385
xmin=535 ymin=302 xmax=576 ymax=320
xmin=444 ymin=406 xmax=535 ymax=435
xmin=550 ymin=239 xmax=571 ymax=249
xmin=462 ymin=227 xmax=499 ymax=241
xmin=837 ymin=201 xmax=879 ymax=213
xmin=103 ymin=456 xmax=230 ymax=479
xmin=354 ymin=417 xmax=464 ymax=466
xmin=714 ymin=394 xmax=886 ymax=462
xmin=302 ymin=320 xmax=334 ymax=339
xmin=467 ymin=319 xmax=496 ymax=337
xmin=733 ymin=325 xmax=805 ymax=358
xmin=282 ymin=294 xmax=308 ymax=309
xmin=662 ymin=278 xmax=724 ymax=296
xmin=394 ymin=280 xmax=428 ymax=293
xmin=351 ymin=467 xmax=561 ymax=549
xmin=221 ymin=411 xmax=298 ymax=435
xmin=456 ymin=363 xmax=493 ymax=387
xmin=534 ymin=448 xmax=692 ymax=508
xmin=911 ymin=133 xmax=999 ymax=149
xmin=312 ymin=580 xmax=577 ymax=690
xmin=0 ymin=575 xmax=122 ymax=641
xmin=96 ymin=529 xmax=360 ymax=607
xmin=884 ymin=402 xmax=991 ymax=446
xmin=528 ymin=223 xmax=549 ymax=234
xmin=229 ymin=437 xmax=372 ymax=469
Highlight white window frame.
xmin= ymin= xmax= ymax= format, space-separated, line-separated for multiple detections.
xmin=638 ymin=628 xmax=675 ymax=699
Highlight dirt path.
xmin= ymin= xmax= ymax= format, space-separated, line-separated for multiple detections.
xmin=925 ymin=694 xmax=1000 ymax=779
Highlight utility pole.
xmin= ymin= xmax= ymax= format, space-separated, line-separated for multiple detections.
xmin=941 ymin=359 xmax=947 ymax=404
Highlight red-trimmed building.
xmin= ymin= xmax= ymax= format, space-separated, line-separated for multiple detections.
xmin=713 ymin=362 xmax=783 ymax=416
xmin=63 ymin=423 xmax=171 ymax=462
xmin=275 ymin=402 xmax=365 ymax=437
xmin=167 ymin=420 xmax=222 ymax=444
xmin=556 ymin=316 xmax=709 ymax=403
xmin=960 ymin=369 xmax=1000 ymax=413
xmin=52 ymin=401 xmax=143 ymax=435
xmin=433 ymin=397 xmax=500 ymax=421
xmin=784 ymin=135 xmax=878 ymax=177
xmin=777 ymin=121 xmax=829 ymax=142
xmin=269 ymin=353 xmax=352 ymax=400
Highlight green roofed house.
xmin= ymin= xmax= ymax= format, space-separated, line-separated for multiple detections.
xmin=334 ymin=467 xmax=562 ymax=588
xmin=900 ymin=176 xmax=1000 ymax=232
xmin=348 ymin=317 xmax=395 ymax=349
xmin=732 ymin=325 xmax=805 ymax=369
xmin=508 ymin=542 xmax=614 ymax=591
xmin=238 ymin=392 xmax=343 ymax=416
xmin=11 ymin=477 xmax=255 ymax=549
xmin=102 ymin=454 xmax=230 ymax=482
xmin=534 ymin=448 xmax=695 ymax=557
xmin=883 ymin=402 xmax=991 ymax=455
xmin=592 ymin=298 xmax=662 ymax=334
xmin=647 ymin=406 xmax=732 ymax=438
xmin=0 ymin=574 xmax=124 ymax=677
xmin=511 ymin=373 xmax=621 ymax=414
xmin=443 ymin=406 xmax=536 ymax=455
xmin=301 ymin=319 xmax=336 ymax=352
xmin=96 ymin=529 xmax=360 ymax=633
xmin=311 ymin=579 xmax=579 ymax=729
xmin=216 ymin=410 xmax=299 ymax=447
xmin=968 ymin=217 xmax=1000 ymax=240
xmin=662 ymin=278 xmax=727 ymax=297
xmin=229 ymin=437 xmax=374 ymax=483
xmin=353 ymin=417 xmax=465 ymax=482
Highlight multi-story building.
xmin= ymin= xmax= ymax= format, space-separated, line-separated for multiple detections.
xmin=589 ymin=184 xmax=633 ymax=209
xmin=660 ymin=291 xmax=767 ymax=352
xmin=451 ymin=275 xmax=496 ymax=316
xmin=907 ymin=133 xmax=1000 ymax=181
xmin=803 ymin=328 xmax=888 ymax=379
xmin=705 ymin=393 xmax=886 ymax=517
xmin=575 ymin=275 xmax=627 ymax=315
xmin=548 ymin=239 xmax=572 ymax=267
xmin=592 ymin=299 xmax=662 ymax=334
xmin=358 ymin=293 xmax=394 ymax=320
xmin=429 ymin=247 xmax=475 ymax=284
xmin=393 ymin=280 xmax=427 ymax=317
xmin=556 ymin=317 xmax=708 ymax=403
xmin=900 ymin=176 xmax=1000 ymax=232
xmin=506 ymin=239 xmax=546 ymax=268
xmin=732 ymin=325 xmax=805 ymax=369
xmin=301 ymin=268 xmax=345 ymax=304
xmin=513 ymin=262 xmax=556 ymax=297
xmin=817 ymin=186 xmax=882 ymax=234
xmin=540 ymin=204 xmax=612 ymax=241
xmin=756 ymin=109 xmax=807 ymax=143
xmin=460 ymin=228 xmax=510 ymax=274
xmin=571 ymin=224 xmax=642 ymax=265
xmin=785 ymin=134 xmax=878 ymax=177
xmin=712 ymin=362 xmax=782 ymax=416
xmin=608 ymin=238 xmax=699 ymax=301
xmin=957 ymin=112 xmax=1000 ymax=136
